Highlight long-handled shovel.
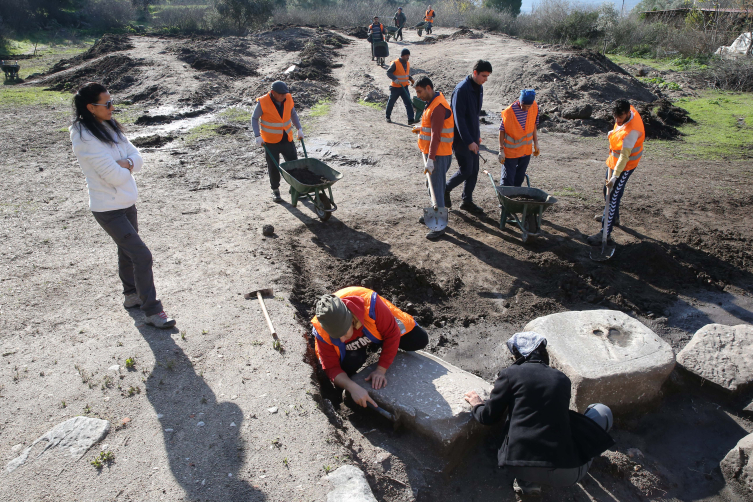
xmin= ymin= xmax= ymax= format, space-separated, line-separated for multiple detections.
xmin=422 ymin=153 xmax=448 ymax=231
xmin=244 ymin=287 xmax=282 ymax=349
xmin=590 ymin=185 xmax=615 ymax=262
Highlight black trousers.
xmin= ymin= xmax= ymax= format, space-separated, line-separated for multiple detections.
xmin=264 ymin=138 xmax=297 ymax=190
xmin=341 ymin=325 xmax=429 ymax=376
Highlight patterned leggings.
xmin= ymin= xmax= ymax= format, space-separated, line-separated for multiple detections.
xmin=603 ymin=168 xmax=633 ymax=236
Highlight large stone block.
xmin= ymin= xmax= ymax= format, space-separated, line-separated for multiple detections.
xmin=676 ymin=324 xmax=753 ymax=393
xmin=524 ymin=310 xmax=675 ymax=412
xmin=721 ymin=433 xmax=753 ymax=499
xmin=351 ymin=351 xmax=492 ymax=452
xmin=326 ymin=465 xmax=377 ymax=502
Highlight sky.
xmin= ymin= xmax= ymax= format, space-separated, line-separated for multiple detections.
xmin=520 ymin=0 xmax=643 ymax=12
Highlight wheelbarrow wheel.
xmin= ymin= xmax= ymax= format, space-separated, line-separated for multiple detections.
xmin=315 ymin=192 xmax=332 ymax=222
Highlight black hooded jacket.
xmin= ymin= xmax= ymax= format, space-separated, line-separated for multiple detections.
xmin=471 ymin=355 xmax=614 ymax=468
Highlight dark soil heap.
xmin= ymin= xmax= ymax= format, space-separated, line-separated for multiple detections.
xmin=46 ymin=34 xmax=134 ymax=75
xmin=288 ymin=31 xmax=349 ymax=83
xmin=44 ymin=54 xmax=141 ymax=92
xmin=285 ymin=167 xmax=331 ymax=186
xmin=636 ymin=98 xmax=694 ymax=139
xmin=171 ymin=37 xmax=257 ymax=78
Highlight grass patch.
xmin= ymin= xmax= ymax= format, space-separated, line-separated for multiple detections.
xmin=658 ymin=90 xmax=753 ymax=159
xmin=0 ymin=87 xmax=70 ymax=107
xmin=638 ymin=76 xmax=681 ymax=91
xmin=607 ymin=54 xmax=709 ymax=72
xmin=552 ymin=186 xmax=588 ymax=201
xmin=219 ymin=106 xmax=252 ymax=123
xmin=357 ymin=99 xmax=384 ymax=110
xmin=185 ymin=123 xmax=219 ymax=143
xmin=309 ymin=99 xmax=331 ymax=117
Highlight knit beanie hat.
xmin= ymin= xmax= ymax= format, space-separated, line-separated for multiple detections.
xmin=520 ymin=89 xmax=535 ymax=105
xmin=315 ymin=295 xmax=353 ymax=339
xmin=401 ymin=48 xmax=410 ymax=56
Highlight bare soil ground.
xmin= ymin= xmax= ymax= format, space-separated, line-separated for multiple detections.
xmin=1 ymin=27 xmax=752 ymax=502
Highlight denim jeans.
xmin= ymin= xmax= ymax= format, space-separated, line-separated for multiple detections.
xmin=92 ymin=204 xmax=163 ymax=316
xmin=447 ymin=141 xmax=480 ymax=203
xmin=501 ymin=155 xmax=531 ymax=187
xmin=386 ymin=85 xmax=415 ymax=122
xmin=426 ymin=154 xmax=452 ymax=207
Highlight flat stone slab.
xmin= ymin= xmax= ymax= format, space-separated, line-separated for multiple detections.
xmin=721 ymin=432 xmax=753 ymax=498
xmin=352 ymin=351 xmax=492 ymax=451
xmin=676 ymin=323 xmax=753 ymax=393
xmin=6 ymin=416 xmax=110 ymax=473
xmin=326 ymin=465 xmax=377 ymax=502
xmin=524 ymin=310 xmax=675 ymax=412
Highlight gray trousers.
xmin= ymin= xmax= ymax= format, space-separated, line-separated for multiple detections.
xmin=508 ymin=404 xmax=611 ymax=487
xmin=264 ymin=139 xmax=298 ymax=191
xmin=92 ymin=205 xmax=163 ymax=316
xmin=426 ymin=154 xmax=452 ymax=207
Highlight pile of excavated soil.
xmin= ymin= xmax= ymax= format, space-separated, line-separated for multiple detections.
xmin=285 ymin=167 xmax=331 ymax=186
xmin=343 ymin=26 xmax=368 ymax=39
xmin=286 ymin=32 xmax=349 ymax=83
xmin=636 ymin=98 xmax=694 ymax=139
xmin=46 ymin=34 xmax=134 ymax=75
xmin=43 ymin=54 xmax=141 ymax=92
xmin=130 ymin=134 xmax=174 ymax=148
xmin=418 ymin=28 xmax=484 ymax=44
xmin=170 ymin=37 xmax=257 ymax=78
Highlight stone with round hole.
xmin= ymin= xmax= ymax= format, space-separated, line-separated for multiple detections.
xmin=524 ymin=310 xmax=675 ymax=412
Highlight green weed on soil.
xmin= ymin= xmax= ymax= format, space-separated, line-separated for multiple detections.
xmin=607 ymin=54 xmax=709 ymax=72
xmin=219 ymin=106 xmax=252 ymax=123
xmin=0 ymin=87 xmax=70 ymax=107
xmin=309 ymin=99 xmax=331 ymax=117
xmin=185 ymin=123 xmax=219 ymax=143
xmin=357 ymin=100 xmax=383 ymax=110
xmin=661 ymin=91 xmax=753 ymax=159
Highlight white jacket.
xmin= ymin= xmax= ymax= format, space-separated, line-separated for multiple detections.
xmin=70 ymin=123 xmax=144 ymax=212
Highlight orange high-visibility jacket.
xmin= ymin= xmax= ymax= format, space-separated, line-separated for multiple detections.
xmin=256 ymin=92 xmax=294 ymax=144
xmin=501 ymin=101 xmax=538 ymax=158
xmin=418 ymin=92 xmax=454 ymax=157
xmin=425 ymin=9 xmax=435 ymax=21
xmin=606 ymin=105 xmax=645 ymax=172
xmin=391 ymin=58 xmax=411 ymax=88
xmin=311 ymin=287 xmax=416 ymax=362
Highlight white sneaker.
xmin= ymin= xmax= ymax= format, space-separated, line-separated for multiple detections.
xmin=145 ymin=311 xmax=176 ymax=329
xmin=123 ymin=293 xmax=141 ymax=309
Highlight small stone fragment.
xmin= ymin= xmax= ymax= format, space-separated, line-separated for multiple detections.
xmin=262 ymin=225 xmax=274 ymax=236
xmin=197 ymin=421 xmax=205 ymax=427
xmin=267 ymin=407 xmax=278 ymax=414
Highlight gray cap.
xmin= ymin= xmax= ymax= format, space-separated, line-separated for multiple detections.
xmin=315 ymin=294 xmax=352 ymax=339
xmin=271 ymin=80 xmax=289 ymax=94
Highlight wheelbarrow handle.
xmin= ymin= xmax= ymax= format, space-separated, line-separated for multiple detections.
xmin=484 ymin=169 xmax=497 ymax=189
xmin=300 ymin=137 xmax=308 ymax=159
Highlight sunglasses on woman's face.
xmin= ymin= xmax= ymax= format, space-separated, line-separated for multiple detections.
xmin=91 ymin=100 xmax=114 ymax=109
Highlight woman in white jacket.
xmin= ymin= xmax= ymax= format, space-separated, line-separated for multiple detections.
xmin=70 ymin=82 xmax=175 ymax=328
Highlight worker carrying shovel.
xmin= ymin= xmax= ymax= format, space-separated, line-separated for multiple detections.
xmin=311 ymin=288 xmax=429 ymax=408
xmin=413 ymin=76 xmax=453 ymax=240
xmin=385 ymin=48 xmax=416 ymax=125
xmin=498 ymin=89 xmax=540 ymax=187
xmin=586 ymin=99 xmax=645 ymax=247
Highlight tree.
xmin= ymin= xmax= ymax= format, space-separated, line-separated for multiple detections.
xmin=213 ymin=0 xmax=275 ymax=32
xmin=483 ymin=0 xmax=522 ymax=17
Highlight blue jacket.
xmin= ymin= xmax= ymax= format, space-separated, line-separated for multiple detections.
xmin=451 ymin=75 xmax=482 ymax=148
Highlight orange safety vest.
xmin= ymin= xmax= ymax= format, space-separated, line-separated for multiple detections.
xmin=390 ymin=59 xmax=411 ymax=88
xmin=425 ymin=9 xmax=435 ymax=21
xmin=501 ymin=101 xmax=538 ymax=158
xmin=606 ymin=105 xmax=644 ymax=172
xmin=256 ymin=92 xmax=294 ymax=144
xmin=311 ymin=286 xmax=416 ymax=362
xmin=418 ymin=92 xmax=454 ymax=157
xmin=369 ymin=23 xmax=385 ymax=40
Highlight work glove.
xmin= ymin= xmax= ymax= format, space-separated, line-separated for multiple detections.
xmin=498 ymin=151 xmax=505 ymax=164
xmin=606 ymin=175 xmax=618 ymax=189
xmin=424 ymin=158 xmax=435 ymax=174
xmin=255 ymin=136 xmax=263 ymax=147
xmin=533 ymin=145 xmax=540 ymax=157
xmin=412 ymin=125 xmax=421 ymax=134
xmin=297 ymin=129 xmax=304 ymax=140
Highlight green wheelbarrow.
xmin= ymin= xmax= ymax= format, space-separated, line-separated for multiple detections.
xmin=483 ymin=169 xmax=557 ymax=243
xmin=264 ymin=139 xmax=343 ymax=222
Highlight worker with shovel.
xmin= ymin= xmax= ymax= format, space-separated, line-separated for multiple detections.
xmin=498 ymin=89 xmax=540 ymax=187
xmin=412 ymin=76 xmax=453 ymax=240
xmin=385 ymin=48 xmax=416 ymax=125
xmin=587 ymin=99 xmax=645 ymax=249
xmin=252 ymin=80 xmax=304 ymax=202
xmin=311 ymin=288 xmax=429 ymax=408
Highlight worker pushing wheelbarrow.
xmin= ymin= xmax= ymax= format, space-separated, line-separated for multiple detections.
xmin=368 ymin=16 xmax=389 ymax=66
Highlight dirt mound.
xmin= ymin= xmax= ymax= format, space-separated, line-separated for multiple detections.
xmin=47 ymin=34 xmax=133 ymax=75
xmin=174 ymin=48 xmax=256 ymax=78
xmin=43 ymin=55 xmax=141 ymax=92
xmin=130 ymin=134 xmax=174 ymax=148
xmin=134 ymin=107 xmax=211 ymax=126
xmin=636 ymin=98 xmax=694 ymax=139
xmin=287 ymin=33 xmax=348 ymax=83
xmin=418 ymin=28 xmax=483 ymax=44
xmin=343 ymin=26 xmax=368 ymax=39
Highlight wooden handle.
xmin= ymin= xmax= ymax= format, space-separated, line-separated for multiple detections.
xmin=423 ymin=153 xmax=438 ymax=210
xmin=257 ymin=292 xmax=278 ymax=340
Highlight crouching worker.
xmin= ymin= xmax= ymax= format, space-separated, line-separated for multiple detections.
xmin=464 ymin=332 xmax=614 ymax=497
xmin=312 ymin=287 xmax=429 ymax=407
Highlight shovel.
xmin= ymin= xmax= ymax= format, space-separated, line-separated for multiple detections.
xmin=422 ymin=153 xmax=448 ymax=231
xmin=243 ymin=287 xmax=280 ymax=344
xmin=590 ymin=184 xmax=615 ymax=262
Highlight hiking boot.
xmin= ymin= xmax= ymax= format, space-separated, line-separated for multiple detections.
xmin=408 ymin=119 xmax=417 ymax=125
xmin=145 ymin=311 xmax=176 ymax=329
xmin=459 ymin=201 xmax=484 ymax=214
xmin=587 ymin=232 xmax=615 ymax=247
xmin=594 ymin=213 xmax=621 ymax=226
xmin=123 ymin=293 xmax=141 ymax=309
xmin=385 ymin=117 xmax=392 ymax=123
xmin=444 ymin=189 xmax=452 ymax=208
xmin=272 ymin=190 xmax=282 ymax=203
xmin=426 ymin=229 xmax=445 ymax=240
xmin=513 ymin=479 xmax=542 ymax=497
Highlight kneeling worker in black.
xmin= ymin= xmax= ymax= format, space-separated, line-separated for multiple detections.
xmin=464 ymin=332 xmax=614 ymax=496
